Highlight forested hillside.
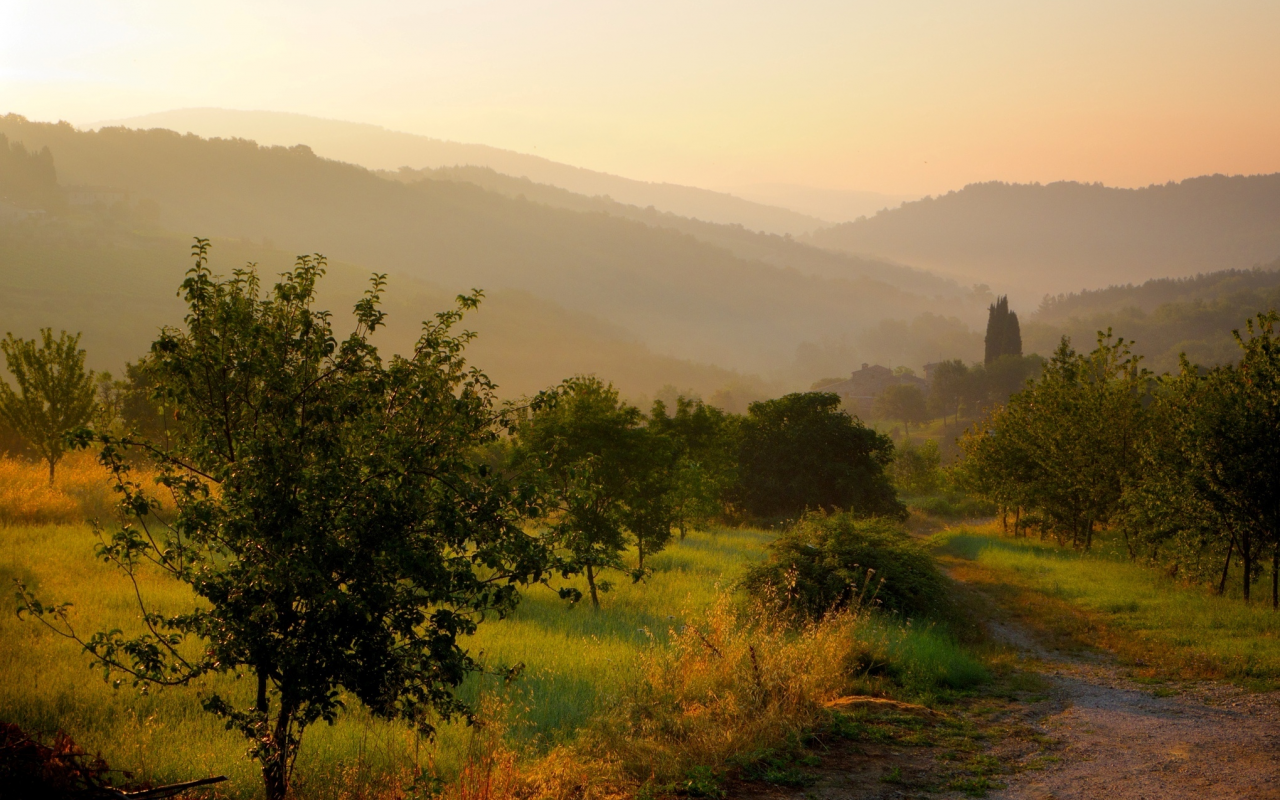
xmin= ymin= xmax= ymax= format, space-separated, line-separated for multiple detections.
xmin=387 ymin=165 xmax=960 ymax=295
xmin=809 ymin=177 xmax=1280 ymax=299
xmin=0 ymin=222 xmax=754 ymax=401
xmin=0 ymin=115 xmax=987 ymax=376
xmin=1024 ymin=262 xmax=1280 ymax=371
xmin=104 ymin=108 xmax=828 ymax=235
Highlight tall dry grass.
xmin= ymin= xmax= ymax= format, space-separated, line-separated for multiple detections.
xmin=438 ymin=597 xmax=882 ymax=800
xmin=0 ymin=451 xmax=140 ymax=526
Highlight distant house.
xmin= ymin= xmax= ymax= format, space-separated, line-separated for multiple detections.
xmin=813 ymin=363 xmax=929 ymax=416
xmin=66 ymin=186 xmax=130 ymax=206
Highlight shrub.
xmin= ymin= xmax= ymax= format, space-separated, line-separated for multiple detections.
xmin=742 ymin=512 xmax=947 ymax=621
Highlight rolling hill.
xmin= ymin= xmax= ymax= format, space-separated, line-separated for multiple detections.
xmin=0 ymin=220 xmax=758 ymax=403
xmin=100 ymin=108 xmax=828 ymax=235
xmin=0 ymin=114 xmax=988 ymax=378
xmin=808 ymin=177 xmax=1280 ymax=302
xmin=1023 ymin=261 xmax=1280 ymax=372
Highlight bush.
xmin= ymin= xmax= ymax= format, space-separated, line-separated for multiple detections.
xmin=890 ymin=440 xmax=942 ymax=494
xmin=906 ymin=491 xmax=997 ymax=519
xmin=742 ymin=512 xmax=947 ymax=621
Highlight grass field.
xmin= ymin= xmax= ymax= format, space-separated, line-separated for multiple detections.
xmin=936 ymin=526 xmax=1280 ymax=686
xmin=1 ymin=520 xmax=782 ymax=797
xmin=0 ymin=453 xmax=992 ymax=798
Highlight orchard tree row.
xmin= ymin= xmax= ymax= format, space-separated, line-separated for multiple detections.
xmin=961 ymin=315 xmax=1280 ymax=607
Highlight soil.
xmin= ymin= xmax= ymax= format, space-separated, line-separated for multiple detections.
xmin=730 ymin=565 xmax=1280 ymax=800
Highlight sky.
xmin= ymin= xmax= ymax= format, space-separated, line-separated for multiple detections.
xmin=3 ymin=0 xmax=1279 ymax=196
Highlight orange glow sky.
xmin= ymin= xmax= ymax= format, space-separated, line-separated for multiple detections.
xmin=2 ymin=0 xmax=1278 ymax=195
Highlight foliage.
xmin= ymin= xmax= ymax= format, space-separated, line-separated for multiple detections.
xmin=18 ymin=241 xmax=556 ymax=800
xmin=928 ymin=359 xmax=968 ymax=424
xmin=742 ymin=512 xmax=948 ymax=621
xmin=512 ymin=375 xmax=676 ymax=606
xmin=0 ymin=722 xmax=123 ymax=800
xmin=648 ymin=395 xmax=738 ymax=536
xmin=0 ymin=132 xmax=62 ymax=211
xmin=960 ymin=331 xmax=1150 ymax=548
xmin=0 ymin=329 xmax=97 ymax=481
xmin=890 ymin=439 xmax=943 ymax=495
xmin=733 ymin=392 xmax=903 ymax=522
xmin=872 ymin=383 xmax=930 ymax=435
xmin=1128 ymin=313 xmax=1280 ymax=604
xmin=983 ymin=295 xmax=1022 ymax=364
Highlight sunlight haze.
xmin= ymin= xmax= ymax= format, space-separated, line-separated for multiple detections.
xmin=4 ymin=0 xmax=1279 ymax=196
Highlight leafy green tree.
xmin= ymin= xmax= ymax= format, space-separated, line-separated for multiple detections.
xmin=513 ymin=376 xmax=675 ymax=606
xmin=19 ymin=243 xmax=555 ymax=800
xmin=0 ymin=329 xmax=96 ymax=481
xmin=733 ymin=392 xmax=903 ymax=521
xmin=962 ymin=332 xmax=1149 ymax=549
xmin=928 ymin=359 xmax=968 ymax=425
xmin=1140 ymin=314 xmax=1280 ymax=604
xmin=890 ymin=439 xmax=943 ymax=495
xmin=649 ymin=395 xmax=738 ymax=536
xmin=872 ymin=383 xmax=930 ymax=438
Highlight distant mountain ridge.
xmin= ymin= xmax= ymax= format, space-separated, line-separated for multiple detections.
xmin=808 ymin=176 xmax=1280 ymax=301
xmin=1024 ymin=259 xmax=1280 ymax=372
xmin=99 ymin=108 xmax=829 ymax=235
xmin=0 ymin=114 xmax=988 ymax=380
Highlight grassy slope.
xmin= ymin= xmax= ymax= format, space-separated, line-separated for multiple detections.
xmin=936 ymin=527 xmax=1280 ymax=686
xmin=0 ymin=520 xmax=772 ymax=797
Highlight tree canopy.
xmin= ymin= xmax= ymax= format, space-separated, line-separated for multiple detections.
xmin=20 ymin=241 xmax=556 ymax=799
xmin=733 ymin=392 xmax=903 ymax=521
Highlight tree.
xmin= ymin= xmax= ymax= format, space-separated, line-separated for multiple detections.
xmin=961 ymin=332 xmax=1150 ymax=549
xmin=649 ymin=395 xmax=737 ymax=537
xmin=872 ymin=383 xmax=930 ymax=438
xmin=984 ymin=295 xmax=1022 ymax=365
xmin=1143 ymin=314 xmax=1280 ymax=604
xmin=19 ymin=242 xmax=556 ymax=800
xmin=512 ymin=376 xmax=675 ymax=606
xmin=0 ymin=329 xmax=96 ymax=481
xmin=733 ymin=392 xmax=903 ymax=521
xmin=928 ymin=359 xmax=968 ymax=425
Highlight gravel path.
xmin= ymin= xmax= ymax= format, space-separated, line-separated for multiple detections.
xmin=988 ymin=619 xmax=1280 ymax=799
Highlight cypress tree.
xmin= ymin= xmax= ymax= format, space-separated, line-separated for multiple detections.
xmin=984 ymin=295 xmax=1022 ymax=364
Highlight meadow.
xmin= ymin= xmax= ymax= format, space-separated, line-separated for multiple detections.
xmin=0 ymin=454 xmax=989 ymax=798
xmin=937 ymin=526 xmax=1280 ymax=685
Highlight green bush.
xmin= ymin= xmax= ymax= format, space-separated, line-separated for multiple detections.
xmin=905 ymin=491 xmax=996 ymax=519
xmin=742 ymin=512 xmax=947 ymax=621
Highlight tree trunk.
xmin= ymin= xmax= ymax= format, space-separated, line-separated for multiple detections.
xmin=263 ymin=706 xmax=293 ymax=800
xmin=1085 ymin=519 xmax=1094 ymax=552
xmin=1273 ymin=542 xmax=1278 ymax=611
xmin=586 ymin=563 xmax=600 ymax=609
xmin=1242 ymin=531 xmax=1253 ymax=603
xmin=1014 ymin=507 xmax=1022 ymax=537
xmin=637 ymin=540 xmax=645 ymax=573
xmin=1217 ymin=537 xmax=1235 ymax=596
xmin=46 ymin=456 xmax=56 ymax=484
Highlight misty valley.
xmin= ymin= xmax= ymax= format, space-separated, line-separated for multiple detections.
xmin=6 ymin=26 xmax=1280 ymax=799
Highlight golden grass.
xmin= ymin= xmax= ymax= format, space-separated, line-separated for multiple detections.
xmin=0 ymin=451 xmax=145 ymax=526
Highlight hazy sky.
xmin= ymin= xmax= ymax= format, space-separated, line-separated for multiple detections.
xmin=3 ymin=0 xmax=1278 ymax=195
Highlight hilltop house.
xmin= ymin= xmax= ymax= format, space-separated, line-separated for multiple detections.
xmin=814 ymin=363 xmax=929 ymax=417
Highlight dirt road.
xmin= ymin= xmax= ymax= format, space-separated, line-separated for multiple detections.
xmin=733 ymin=587 xmax=1280 ymax=799
xmin=987 ymin=618 xmax=1280 ymax=800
